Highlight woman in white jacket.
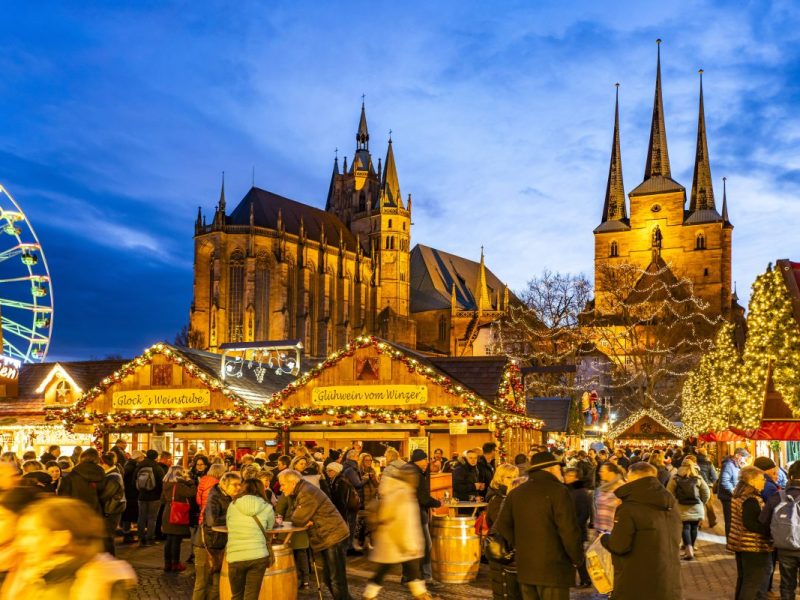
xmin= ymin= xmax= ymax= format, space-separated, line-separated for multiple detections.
xmin=363 ymin=462 xmax=430 ymax=600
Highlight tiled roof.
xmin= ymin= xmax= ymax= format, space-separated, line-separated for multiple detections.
xmin=227 ymin=187 xmax=360 ymax=253
xmin=426 ymin=356 xmax=509 ymax=401
xmin=629 ymin=175 xmax=685 ymax=197
xmin=410 ymin=244 xmax=511 ymax=313
xmin=17 ymin=360 xmax=127 ymax=400
xmin=526 ymin=397 xmax=572 ymax=432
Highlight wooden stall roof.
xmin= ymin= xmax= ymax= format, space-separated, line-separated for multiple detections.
xmin=608 ymin=408 xmax=684 ymax=440
xmin=526 ymin=397 xmax=572 ymax=432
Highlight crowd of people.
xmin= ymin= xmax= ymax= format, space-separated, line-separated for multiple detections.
xmin=0 ymin=438 xmax=797 ymax=599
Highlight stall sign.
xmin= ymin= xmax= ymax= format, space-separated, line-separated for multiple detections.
xmin=449 ymin=421 xmax=468 ymax=435
xmin=408 ymin=436 xmax=429 ymax=454
xmin=311 ymin=385 xmax=427 ymax=406
xmin=112 ymin=389 xmax=211 ymax=410
xmin=0 ymin=355 xmax=20 ymax=382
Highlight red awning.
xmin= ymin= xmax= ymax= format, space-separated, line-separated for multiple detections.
xmin=731 ymin=422 xmax=800 ymax=441
xmin=699 ymin=429 xmax=748 ymax=443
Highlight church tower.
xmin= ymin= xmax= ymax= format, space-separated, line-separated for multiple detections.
xmin=327 ymin=102 xmax=415 ymax=346
xmin=593 ymin=40 xmax=732 ymax=318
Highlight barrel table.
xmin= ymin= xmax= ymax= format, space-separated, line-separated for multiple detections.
xmin=213 ymin=523 xmax=308 ymax=600
xmin=430 ymin=503 xmax=486 ymax=584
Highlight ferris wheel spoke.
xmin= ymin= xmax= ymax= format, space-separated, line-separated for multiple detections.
xmin=1 ymin=317 xmax=49 ymax=342
xmin=0 ymin=298 xmax=51 ymax=312
xmin=2 ymin=338 xmax=26 ymax=362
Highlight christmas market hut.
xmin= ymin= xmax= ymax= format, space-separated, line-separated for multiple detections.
xmin=260 ymin=336 xmax=542 ymax=460
xmin=607 ymin=407 xmax=685 ymax=443
xmin=0 ymin=358 xmax=126 ymax=455
xmin=52 ymin=343 xmax=294 ymax=464
xmin=525 ymin=397 xmax=575 ymax=446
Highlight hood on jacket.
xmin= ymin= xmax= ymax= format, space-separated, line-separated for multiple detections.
xmin=73 ymin=461 xmax=106 ymax=483
xmin=22 ymin=471 xmax=53 ymax=486
xmin=230 ymin=494 xmax=270 ymax=517
xmin=615 ymin=476 xmax=676 ymax=511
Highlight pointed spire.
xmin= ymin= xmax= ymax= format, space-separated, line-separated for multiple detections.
xmin=381 ymin=135 xmax=402 ymax=207
xmin=325 ymin=153 xmax=340 ymax=211
xmin=451 ymin=282 xmax=457 ymax=314
xmin=218 ymin=171 xmax=226 ymax=213
xmin=690 ymin=69 xmax=716 ymax=212
xmin=342 ymin=156 xmax=348 ymax=173
xmin=601 ymin=84 xmax=627 ymax=224
xmin=474 ymin=246 xmax=490 ymax=316
xmin=503 ymin=284 xmax=509 ymax=313
xmin=644 ymin=39 xmax=672 ymax=180
xmin=721 ymin=176 xmax=730 ymax=223
xmin=356 ymin=98 xmax=369 ymax=151
xmin=196 ymin=206 xmax=202 ymax=227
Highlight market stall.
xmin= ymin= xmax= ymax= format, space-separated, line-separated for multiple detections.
xmin=606 ymin=407 xmax=686 ymax=444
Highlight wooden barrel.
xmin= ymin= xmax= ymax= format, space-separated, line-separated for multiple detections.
xmin=219 ymin=544 xmax=297 ymax=600
xmin=430 ymin=514 xmax=481 ymax=584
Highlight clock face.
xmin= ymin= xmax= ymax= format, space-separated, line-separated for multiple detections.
xmin=651 ymin=204 xmax=662 ymax=213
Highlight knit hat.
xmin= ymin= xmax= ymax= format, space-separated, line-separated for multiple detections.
xmin=527 ymin=451 xmax=561 ymax=472
xmin=410 ymin=449 xmax=428 ymax=462
xmin=326 ymin=462 xmax=343 ymax=475
xmin=328 ymin=449 xmax=341 ymax=461
xmin=753 ymin=457 xmax=776 ymax=471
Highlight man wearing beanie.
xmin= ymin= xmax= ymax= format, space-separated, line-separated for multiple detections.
xmin=407 ymin=449 xmax=442 ymax=587
xmin=495 ymin=451 xmax=583 ymax=600
xmin=753 ymin=456 xmax=781 ymax=502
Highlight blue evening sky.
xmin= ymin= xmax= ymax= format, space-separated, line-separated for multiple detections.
xmin=2 ymin=2 xmax=799 ymax=360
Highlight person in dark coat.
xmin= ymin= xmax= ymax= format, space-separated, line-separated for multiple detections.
xmin=21 ymin=460 xmax=54 ymax=493
xmin=134 ymin=449 xmax=166 ymax=545
xmin=600 ymin=461 xmax=683 ymax=600
xmin=161 ymin=465 xmax=197 ymax=572
xmin=121 ymin=451 xmax=143 ymax=543
xmin=39 ymin=444 xmax=60 ymax=464
xmin=485 ymin=463 xmax=521 ymax=600
xmin=452 ymin=449 xmax=485 ymax=501
xmin=761 ymin=460 xmax=800 ymax=600
xmin=339 ymin=450 xmax=364 ymax=553
xmin=696 ymin=448 xmax=718 ymax=528
xmin=719 ymin=448 xmax=750 ymax=538
xmin=99 ymin=452 xmax=127 ymax=556
xmin=477 ymin=442 xmax=497 ymax=487
xmin=279 ymin=470 xmax=352 ymax=600
xmin=495 ymin=452 xmax=583 ymax=600
xmin=110 ymin=439 xmax=128 ymax=468
xmin=194 ymin=472 xmax=241 ymax=600
xmin=563 ymin=468 xmax=592 ymax=587
xmin=326 ymin=462 xmax=361 ymax=556
xmin=407 ymin=449 xmax=442 ymax=586
xmin=57 ymin=447 xmax=106 ymax=514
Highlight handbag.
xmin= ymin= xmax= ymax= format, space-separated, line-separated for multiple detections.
xmin=483 ymin=531 xmax=515 ymax=564
xmin=168 ymin=484 xmax=190 ymax=526
xmin=251 ymin=514 xmax=276 ymax=568
xmin=200 ymin=527 xmax=224 ymax=574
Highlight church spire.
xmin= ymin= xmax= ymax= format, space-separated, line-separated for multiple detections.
xmin=356 ymin=98 xmax=369 ymax=151
xmin=325 ymin=153 xmax=339 ymax=211
xmin=690 ymin=69 xmax=715 ymax=212
xmin=474 ymin=247 xmax=490 ymax=316
xmin=721 ymin=176 xmax=730 ymax=223
xmin=218 ymin=171 xmax=226 ymax=213
xmin=380 ymin=133 xmax=402 ymax=208
xmin=644 ymin=39 xmax=671 ymax=180
xmin=601 ymin=84 xmax=626 ymax=224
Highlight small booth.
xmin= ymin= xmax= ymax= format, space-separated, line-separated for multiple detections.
xmin=607 ymin=408 xmax=685 ymax=444
xmin=52 ymin=343 xmax=291 ymax=464
xmin=526 ymin=396 xmax=577 ymax=448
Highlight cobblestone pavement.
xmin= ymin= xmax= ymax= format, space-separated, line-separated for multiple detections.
xmin=120 ymin=528 xmax=754 ymax=600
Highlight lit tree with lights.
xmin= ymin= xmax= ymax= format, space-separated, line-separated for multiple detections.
xmin=587 ymin=260 xmax=721 ymax=418
xmin=682 ymin=321 xmax=740 ymax=433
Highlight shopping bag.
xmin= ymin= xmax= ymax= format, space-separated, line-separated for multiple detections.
xmin=585 ymin=534 xmax=614 ymax=594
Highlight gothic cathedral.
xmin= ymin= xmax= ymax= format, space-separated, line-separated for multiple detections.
xmin=189 ymin=103 xmax=510 ymax=357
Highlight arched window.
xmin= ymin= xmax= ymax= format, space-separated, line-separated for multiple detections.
xmin=55 ymin=380 xmax=72 ymax=403
xmin=438 ymin=316 xmax=447 ymax=342
xmin=228 ymin=252 xmax=245 ymax=342
xmin=358 ymin=192 xmax=366 ymax=212
xmin=388 ymin=219 xmax=392 ymax=229
xmin=208 ymin=251 xmax=215 ymax=335
xmin=255 ymin=255 xmax=270 ymax=341
xmin=610 ymin=241 xmax=618 ymax=257
xmin=385 ymin=236 xmax=390 ymax=250
xmin=696 ymin=233 xmax=706 ymax=250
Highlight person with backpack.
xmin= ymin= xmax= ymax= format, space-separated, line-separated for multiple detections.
xmin=57 ymin=447 xmax=106 ymax=514
xmin=100 ymin=451 xmax=127 ymax=556
xmin=760 ymin=460 xmax=800 ymax=600
xmin=326 ymin=462 xmax=361 ymax=556
xmin=134 ymin=449 xmax=166 ymax=546
xmin=666 ymin=459 xmax=709 ymax=560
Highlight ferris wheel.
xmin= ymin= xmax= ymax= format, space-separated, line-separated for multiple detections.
xmin=0 ymin=185 xmax=53 ymax=362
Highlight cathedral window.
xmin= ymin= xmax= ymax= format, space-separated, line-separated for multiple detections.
xmin=208 ymin=251 xmax=215 ymax=336
xmin=385 ymin=236 xmax=390 ymax=250
xmin=696 ymin=233 xmax=706 ymax=250
xmin=403 ymin=222 xmax=406 ymax=231
xmin=358 ymin=192 xmax=366 ymax=212
xmin=388 ymin=219 xmax=392 ymax=229
xmin=255 ymin=256 xmax=270 ymax=341
xmin=610 ymin=241 xmax=618 ymax=257
xmin=227 ymin=252 xmax=245 ymax=342
xmin=438 ymin=316 xmax=447 ymax=342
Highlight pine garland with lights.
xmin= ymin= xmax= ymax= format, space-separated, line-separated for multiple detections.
xmin=607 ymin=407 xmax=685 ymax=440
